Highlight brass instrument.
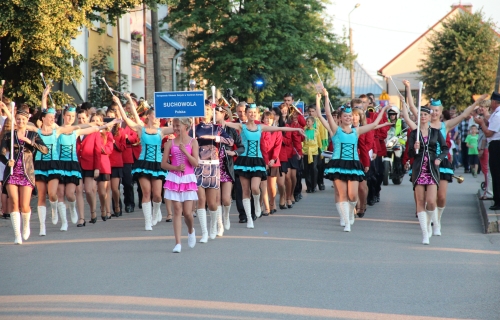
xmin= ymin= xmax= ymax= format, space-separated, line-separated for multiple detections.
xmin=453 ymin=175 xmax=465 ymax=184
xmin=136 ymin=99 xmax=149 ymax=116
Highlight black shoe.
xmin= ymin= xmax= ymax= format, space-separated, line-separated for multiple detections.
xmin=89 ymin=213 xmax=97 ymax=224
xmin=125 ymin=205 xmax=133 ymax=213
xmin=270 ymin=209 xmax=277 ymax=214
xmin=367 ymin=199 xmax=376 ymax=206
xmin=287 ymin=204 xmax=293 ymax=209
xmin=306 ymin=189 xmax=311 ymax=193
xmin=357 ymin=211 xmax=365 ymax=218
xmin=165 ymin=215 xmax=172 ymax=222
xmin=261 ymin=211 xmax=269 ymax=216
xmin=77 ymin=219 xmax=86 ymax=227
xmin=312 ymin=188 xmax=317 ymax=193
xmin=2 ymin=213 xmax=9 ymax=219
xmin=138 ymin=203 xmax=142 ymax=209
xmin=319 ymin=184 xmax=325 ymax=191
xmin=252 ymin=215 xmax=257 ymax=221
xmin=239 ymin=218 xmax=247 ymax=223
xmin=101 ymin=215 xmax=107 ymax=221
xmin=279 ymin=204 xmax=287 ymax=210
xmin=292 ymin=200 xmax=296 ymax=205
xmin=489 ymin=205 xmax=500 ymax=211
xmin=376 ymin=196 xmax=380 ymax=203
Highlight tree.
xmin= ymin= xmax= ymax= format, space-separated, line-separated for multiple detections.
xmin=0 ymin=0 xmax=163 ymax=106
xmin=87 ymin=46 xmax=128 ymax=109
xmin=164 ymin=0 xmax=349 ymax=106
xmin=419 ymin=11 xmax=500 ymax=110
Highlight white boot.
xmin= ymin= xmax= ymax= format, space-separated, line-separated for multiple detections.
xmin=216 ymin=206 xmax=224 ymax=237
xmin=67 ymin=200 xmax=78 ymax=224
xmin=437 ymin=207 xmax=445 ymax=235
xmin=142 ymin=201 xmax=152 ymax=231
xmin=11 ymin=212 xmax=22 ymax=244
xmin=430 ymin=208 xmax=440 ymax=236
xmin=151 ymin=202 xmax=158 ymax=226
xmin=21 ymin=212 xmax=31 ymax=240
xmin=209 ymin=209 xmax=217 ymax=239
xmin=243 ymin=198 xmax=254 ymax=229
xmin=339 ymin=202 xmax=350 ymax=232
xmin=197 ymin=209 xmax=208 ymax=243
xmin=426 ymin=210 xmax=432 ymax=238
xmin=253 ymin=194 xmax=261 ymax=218
xmin=58 ymin=202 xmax=68 ymax=231
xmin=417 ymin=211 xmax=429 ymax=245
xmin=223 ymin=205 xmax=231 ymax=230
xmin=336 ymin=202 xmax=345 ymax=227
xmin=348 ymin=201 xmax=357 ymax=225
xmin=153 ymin=201 xmax=162 ymax=225
xmin=38 ymin=206 xmax=46 ymax=236
xmin=50 ymin=200 xmax=58 ymax=225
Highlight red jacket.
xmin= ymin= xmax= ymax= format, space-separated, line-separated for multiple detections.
xmin=261 ymin=131 xmax=282 ymax=167
xmin=122 ymin=126 xmax=139 ymax=164
xmin=358 ymin=131 xmax=372 ymax=168
xmin=368 ymin=111 xmax=390 ymax=156
xmin=78 ymin=132 xmax=102 ymax=172
xmin=98 ymin=132 xmax=114 ymax=174
xmin=289 ymin=120 xmax=304 ymax=157
xmin=279 ymin=125 xmax=294 ymax=162
xmin=109 ymin=128 xmax=126 ymax=168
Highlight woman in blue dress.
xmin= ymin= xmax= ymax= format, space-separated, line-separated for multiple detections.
xmin=225 ymin=104 xmax=305 ymax=229
xmin=113 ymin=95 xmax=174 ymax=231
xmin=315 ymin=89 xmax=388 ymax=232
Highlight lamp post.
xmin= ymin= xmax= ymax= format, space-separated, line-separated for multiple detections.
xmin=189 ymin=79 xmax=196 ymax=91
xmin=349 ymin=3 xmax=360 ymax=100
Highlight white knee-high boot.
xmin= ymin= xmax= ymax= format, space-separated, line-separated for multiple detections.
xmin=243 ymin=198 xmax=254 ymax=229
xmin=197 ymin=209 xmax=208 ymax=243
xmin=348 ymin=201 xmax=357 ymax=225
xmin=58 ymin=202 xmax=68 ymax=231
xmin=11 ymin=212 xmax=22 ymax=244
xmin=417 ymin=211 xmax=429 ymax=245
xmin=339 ymin=202 xmax=350 ymax=232
xmin=38 ymin=206 xmax=46 ymax=236
xmin=335 ymin=202 xmax=345 ymax=227
xmin=426 ymin=210 xmax=432 ymax=238
xmin=67 ymin=200 xmax=78 ymax=224
xmin=153 ymin=201 xmax=162 ymax=225
xmin=253 ymin=194 xmax=261 ymax=218
xmin=216 ymin=206 xmax=224 ymax=237
xmin=142 ymin=201 xmax=152 ymax=231
xmin=50 ymin=200 xmax=58 ymax=225
xmin=21 ymin=212 xmax=31 ymax=240
xmin=436 ymin=207 xmax=445 ymax=235
xmin=223 ymin=205 xmax=231 ymax=230
xmin=209 ymin=209 xmax=217 ymax=239
xmin=430 ymin=208 xmax=440 ymax=236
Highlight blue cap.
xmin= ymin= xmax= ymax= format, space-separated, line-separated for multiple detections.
xmin=431 ymin=100 xmax=442 ymax=107
xmin=344 ymin=106 xmax=352 ymax=113
xmin=249 ymin=103 xmax=257 ymax=109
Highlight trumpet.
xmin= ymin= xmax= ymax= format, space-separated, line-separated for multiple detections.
xmin=452 ymin=175 xmax=465 ymax=184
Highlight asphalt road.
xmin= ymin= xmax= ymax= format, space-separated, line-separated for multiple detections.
xmin=0 ymin=174 xmax=499 ymax=320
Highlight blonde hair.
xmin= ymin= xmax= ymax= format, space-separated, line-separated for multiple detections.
xmin=479 ymin=100 xmax=491 ymax=108
xmin=173 ymin=117 xmax=193 ymax=129
xmin=352 ymin=108 xmax=366 ymax=126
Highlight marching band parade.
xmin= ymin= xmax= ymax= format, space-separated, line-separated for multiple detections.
xmin=1 ymin=80 xmax=498 ymax=252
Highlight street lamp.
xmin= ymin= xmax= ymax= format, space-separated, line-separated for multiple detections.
xmin=349 ymin=3 xmax=360 ymax=99
xmin=189 ymin=79 xmax=196 ymax=91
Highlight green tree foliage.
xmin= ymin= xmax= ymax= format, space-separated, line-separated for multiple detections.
xmin=419 ymin=11 xmax=499 ymax=110
xmin=164 ymin=0 xmax=349 ymax=105
xmin=0 ymin=0 xmax=163 ymax=106
xmin=87 ymin=46 xmax=128 ymax=109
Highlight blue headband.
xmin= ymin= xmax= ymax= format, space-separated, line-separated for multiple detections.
xmin=46 ymin=108 xmax=56 ymax=115
xmin=431 ymin=100 xmax=442 ymax=107
xmin=248 ymin=103 xmax=257 ymax=109
xmin=344 ymin=106 xmax=352 ymax=113
xmin=67 ymin=107 xmax=76 ymax=112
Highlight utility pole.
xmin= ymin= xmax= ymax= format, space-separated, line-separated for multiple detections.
xmin=348 ymin=4 xmax=360 ymax=100
xmin=151 ymin=3 xmax=162 ymax=92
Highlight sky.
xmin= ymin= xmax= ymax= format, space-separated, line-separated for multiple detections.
xmin=326 ymin=0 xmax=500 ymax=79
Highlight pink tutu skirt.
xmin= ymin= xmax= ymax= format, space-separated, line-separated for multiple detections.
xmin=163 ymin=172 xmax=198 ymax=202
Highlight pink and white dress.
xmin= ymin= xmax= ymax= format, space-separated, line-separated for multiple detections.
xmin=163 ymin=138 xmax=198 ymax=202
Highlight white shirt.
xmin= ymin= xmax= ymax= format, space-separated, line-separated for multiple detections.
xmin=487 ymin=107 xmax=500 ymax=142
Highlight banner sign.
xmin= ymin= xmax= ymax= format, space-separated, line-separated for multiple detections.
xmin=272 ymin=101 xmax=305 ymax=114
xmin=154 ymin=91 xmax=205 ymax=118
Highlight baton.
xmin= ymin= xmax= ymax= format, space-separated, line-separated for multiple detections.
xmin=101 ymin=77 xmax=115 ymax=97
xmin=416 ymin=81 xmax=423 ymax=155
xmin=40 ymin=73 xmax=55 ymax=107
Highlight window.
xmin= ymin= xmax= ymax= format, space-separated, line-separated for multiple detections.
xmin=106 ymin=15 xmax=113 ymax=37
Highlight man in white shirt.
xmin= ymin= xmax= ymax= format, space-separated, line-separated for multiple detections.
xmin=475 ymin=91 xmax=500 ymax=210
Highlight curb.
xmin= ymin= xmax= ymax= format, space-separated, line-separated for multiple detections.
xmin=477 ymin=190 xmax=499 ymax=233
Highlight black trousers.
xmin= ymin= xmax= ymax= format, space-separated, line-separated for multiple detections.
xmin=461 ymin=141 xmax=470 ymax=171
xmin=489 ymin=141 xmax=500 ymax=206
xmin=374 ymin=156 xmax=384 ymax=195
xmin=122 ymin=163 xmax=135 ymax=207
xmin=367 ymin=159 xmax=378 ymax=201
xmin=294 ymin=158 xmax=303 ymax=197
xmin=234 ymin=175 xmax=255 ymax=220
xmin=304 ymin=155 xmax=318 ymax=191
xmin=316 ymin=152 xmax=325 ymax=187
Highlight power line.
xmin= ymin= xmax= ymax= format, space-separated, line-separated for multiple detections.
xmin=335 ymin=18 xmax=422 ymax=34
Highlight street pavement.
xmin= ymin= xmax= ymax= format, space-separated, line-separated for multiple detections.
xmin=0 ymin=174 xmax=499 ymax=320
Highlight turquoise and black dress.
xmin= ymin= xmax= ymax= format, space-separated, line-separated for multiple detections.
xmin=437 ymin=122 xmax=453 ymax=182
xmin=56 ymin=131 xmax=82 ymax=185
xmin=131 ymin=127 xmax=166 ymax=180
xmin=234 ymin=124 xmax=267 ymax=181
xmin=34 ymin=129 xmax=59 ymax=183
xmin=324 ymin=127 xmax=365 ymax=182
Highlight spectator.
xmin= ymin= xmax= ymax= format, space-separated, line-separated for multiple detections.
xmin=457 ymin=114 xmax=471 ymax=173
xmin=465 ymin=125 xmax=479 ymax=177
